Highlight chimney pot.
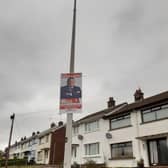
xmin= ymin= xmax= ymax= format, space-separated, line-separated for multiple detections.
xmin=50 ymin=122 xmax=56 ymax=128
xmin=107 ymin=97 xmax=115 ymax=108
xmin=58 ymin=121 xmax=63 ymax=127
xmin=134 ymin=88 xmax=144 ymax=102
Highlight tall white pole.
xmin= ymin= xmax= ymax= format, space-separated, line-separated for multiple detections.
xmin=64 ymin=1 xmax=77 ymax=168
xmin=5 ymin=113 xmax=15 ymax=168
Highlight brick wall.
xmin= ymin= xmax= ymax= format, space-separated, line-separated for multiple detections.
xmin=49 ymin=126 xmax=66 ymax=165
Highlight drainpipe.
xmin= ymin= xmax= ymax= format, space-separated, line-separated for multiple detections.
xmin=135 ymin=110 xmax=141 ymax=159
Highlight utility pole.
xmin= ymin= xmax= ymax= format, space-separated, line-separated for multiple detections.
xmin=5 ymin=113 xmax=15 ymax=168
xmin=63 ymin=1 xmax=77 ymax=168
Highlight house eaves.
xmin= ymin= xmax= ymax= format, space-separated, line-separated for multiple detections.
xmin=73 ymin=103 xmax=127 ymax=125
xmin=103 ymin=91 xmax=168 ymax=119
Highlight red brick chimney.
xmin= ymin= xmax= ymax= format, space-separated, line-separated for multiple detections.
xmin=107 ymin=97 xmax=115 ymax=108
xmin=58 ymin=121 xmax=64 ymax=127
xmin=50 ymin=122 xmax=56 ymax=128
xmin=134 ymin=88 xmax=144 ymax=102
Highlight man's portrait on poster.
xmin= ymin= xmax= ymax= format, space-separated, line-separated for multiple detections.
xmin=61 ymin=77 xmax=81 ymax=99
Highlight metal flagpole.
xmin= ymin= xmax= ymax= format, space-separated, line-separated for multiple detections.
xmin=64 ymin=0 xmax=77 ymax=168
xmin=5 ymin=113 xmax=15 ymax=168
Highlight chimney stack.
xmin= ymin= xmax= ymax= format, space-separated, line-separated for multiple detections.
xmin=58 ymin=121 xmax=63 ymax=127
xmin=50 ymin=122 xmax=56 ymax=128
xmin=134 ymin=88 xmax=144 ymax=102
xmin=107 ymin=97 xmax=115 ymax=108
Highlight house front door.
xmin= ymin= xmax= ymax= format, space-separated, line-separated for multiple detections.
xmin=148 ymin=138 xmax=168 ymax=166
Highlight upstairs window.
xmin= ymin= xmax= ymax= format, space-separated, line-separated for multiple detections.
xmin=110 ymin=114 xmax=131 ymax=130
xmin=39 ymin=138 xmax=42 ymax=145
xmin=85 ymin=120 xmax=99 ymax=133
xmin=73 ymin=126 xmax=79 ymax=136
xmin=32 ymin=138 xmax=36 ymax=145
xmin=46 ymin=135 xmax=49 ymax=143
xmin=111 ymin=141 xmax=133 ymax=159
xmin=142 ymin=104 xmax=168 ymax=123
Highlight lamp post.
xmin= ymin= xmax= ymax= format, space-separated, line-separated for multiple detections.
xmin=63 ymin=1 xmax=77 ymax=168
xmin=5 ymin=113 xmax=15 ymax=168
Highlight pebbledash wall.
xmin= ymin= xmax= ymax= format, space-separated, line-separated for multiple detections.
xmin=72 ymin=90 xmax=168 ymax=167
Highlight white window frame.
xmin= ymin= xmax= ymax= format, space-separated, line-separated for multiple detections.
xmin=85 ymin=120 xmax=99 ymax=133
xmin=142 ymin=104 xmax=168 ymax=123
xmin=110 ymin=113 xmax=131 ymax=130
xmin=84 ymin=142 xmax=100 ymax=156
xmin=111 ymin=141 xmax=133 ymax=159
xmin=73 ymin=126 xmax=79 ymax=136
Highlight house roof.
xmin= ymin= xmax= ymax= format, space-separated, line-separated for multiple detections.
xmin=104 ymin=91 xmax=168 ymax=119
xmin=38 ymin=124 xmax=65 ymax=138
xmin=10 ymin=134 xmax=38 ymax=147
xmin=73 ymin=103 xmax=127 ymax=125
xmin=38 ymin=126 xmax=57 ymax=138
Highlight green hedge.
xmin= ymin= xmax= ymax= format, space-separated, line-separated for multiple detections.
xmin=0 ymin=158 xmax=27 ymax=166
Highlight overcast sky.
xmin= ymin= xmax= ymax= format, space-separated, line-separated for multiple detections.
xmin=0 ymin=0 xmax=168 ymax=150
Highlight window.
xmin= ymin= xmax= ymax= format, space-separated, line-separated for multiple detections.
xmin=32 ymin=138 xmax=36 ymax=145
xmin=45 ymin=150 xmax=48 ymax=159
xmin=111 ymin=142 xmax=133 ymax=159
xmin=110 ymin=114 xmax=131 ymax=130
xmin=46 ymin=135 xmax=49 ymax=143
xmin=39 ymin=138 xmax=42 ymax=145
xmin=28 ymin=141 xmax=31 ymax=147
xmin=73 ymin=126 xmax=79 ymax=136
xmin=72 ymin=146 xmax=77 ymax=157
xmin=85 ymin=143 xmax=99 ymax=155
xmin=85 ymin=120 xmax=99 ymax=133
xmin=23 ymin=143 xmax=26 ymax=149
xmin=31 ymin=150 xmax=35 ymax=158
xmin=142 ymin=104 xmax=168 ymax=123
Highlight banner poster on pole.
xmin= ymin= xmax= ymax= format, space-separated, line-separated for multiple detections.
xmin=60 ymin=73 xmax=82 ymax=113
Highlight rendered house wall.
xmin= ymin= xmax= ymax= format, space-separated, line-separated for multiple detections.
xmin=72 ymin=107 xmax=168 ymax=167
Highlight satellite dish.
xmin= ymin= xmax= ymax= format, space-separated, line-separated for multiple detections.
xmin=106 ymin=133 xmax=112 ymax=139
xmin=78 ymin=135 xmax=83 ymax=140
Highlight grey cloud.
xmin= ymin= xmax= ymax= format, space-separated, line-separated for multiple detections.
xmin=0 ymin=0 xmax=168 ymax=150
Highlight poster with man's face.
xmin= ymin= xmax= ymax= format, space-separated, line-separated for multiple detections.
xmin=60 ymin=73 xmax=82 ymax=113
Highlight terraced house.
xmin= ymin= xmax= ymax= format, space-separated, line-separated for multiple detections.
xmin=72 ymin=90 xmax=168 ymax=167
xmin=36 ymin=121 xmax=65 ymax=165
xmin=9 ymin=132 xmax=39 ymax=162
xmin=9 ymin=122 xmax=65 ymax=165
xmin=36 ymin=126 xmax=53 ymax=164
xmin=8 ymin=90 xmax=168 ymax=167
